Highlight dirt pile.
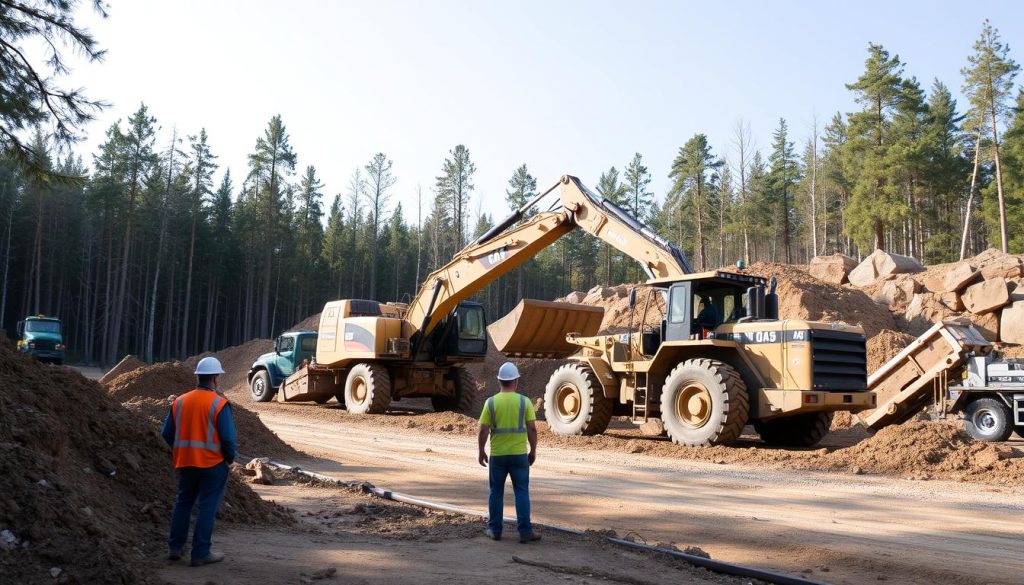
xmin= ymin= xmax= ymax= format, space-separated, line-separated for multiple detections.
xmin=290 ymin=312 xmax=321 ymax=332
xmin=98 ymin=354 xmax=145 ymax=384
xmin=555 ymin=284 xmax=664 ymax=333
xmin=185 ymin=338 xmax=273 ymax=396
xmin=104 ymin=362 xmax=302 ymax=460
xmin=866 ymin=329 xmax=916 ymax=374
xmin=0 ymin=345 xmax=289 ymax=585
xmin=464 ymin=338 xmax=563 ymax=405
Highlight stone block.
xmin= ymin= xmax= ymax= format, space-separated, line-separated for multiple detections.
xmin=962 ymin=277 xmax=1010 ymax=315
xmin=941 ymin=262 xmax=980 ymax=293
xmin=1000 ymin=300 xmax=1024 ymax=344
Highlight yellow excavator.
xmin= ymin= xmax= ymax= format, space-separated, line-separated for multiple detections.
xmin=259 ymin=174 xmax=875 ymax=447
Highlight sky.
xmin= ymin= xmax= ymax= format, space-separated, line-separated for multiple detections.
xmin=58 ymin=0 xmax=1022 ymax=223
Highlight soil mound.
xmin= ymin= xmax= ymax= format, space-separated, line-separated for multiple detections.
xmin=185 ymin=338 xmax=273 ymax=396
xmin=98 ymin=354 xmax=145 ymax=384
xmin=867 ymin=329 xmax=916 ymax=374
xmin=747 ymin=262 xmax=896 ymax=337
xmin=0 ymin=345 xmax=290 ymax=585
xmin=105 ymin=363 xmax=302 ymax=460
xmin=464 ymin=338 xmax=563 ymax=407
xmin=290 ymin=312 xmax=321 ymax=332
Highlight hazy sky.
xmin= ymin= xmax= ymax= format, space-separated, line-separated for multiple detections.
xmin=63 ymin=0 xmax=1021 ymax=222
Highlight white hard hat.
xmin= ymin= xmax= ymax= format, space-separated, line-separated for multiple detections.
xmin=194 ymin=356 xmax=225 ymax=375
xmin=497 ymin=362 xmax=520 ymax=381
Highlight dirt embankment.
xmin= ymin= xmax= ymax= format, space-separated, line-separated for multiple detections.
xmin=104 ymin=362 xmax=303 ymax=460
xmin=0 ymin=346 xmax=290 ymax=585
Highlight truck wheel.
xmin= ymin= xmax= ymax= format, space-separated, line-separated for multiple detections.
xmin=754 ymin=412 xmax=833 ymax=447
xmin=432 ymin=367 xmax=479 ymax=414
xmin=250 ymin=370 xmax=274 ymax=402
xmin=964 ymin=398 xmax=1013 ymax=442
xmin=661 ymin=359 xmax=748 ymax=446
xmin=344 ymin=363 xmax=391 ymax=415
xmin=544 ymin=363 xmax=612 ymax=436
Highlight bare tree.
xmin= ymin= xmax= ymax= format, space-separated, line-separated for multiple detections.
xmin=364 ymin=153 xmax=396 ymax=300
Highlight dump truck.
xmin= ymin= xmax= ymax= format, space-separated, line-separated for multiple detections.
xmin=260 ymin=174 xmax=875 ymax=448
xmin=248 ymin=330 xmax=319 ymax=402
xmin=860 ymin=318 xmax=1024 ymax=442
xmin=16 ymin=315 xmax=66 ymax=365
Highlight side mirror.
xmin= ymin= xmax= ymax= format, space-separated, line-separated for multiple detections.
xmin=274 ymin=337 xmax=281 ymax=355
xmin=628 ymin=288 xmax=637 ymax=309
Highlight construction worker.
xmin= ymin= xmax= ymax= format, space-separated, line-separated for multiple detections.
xmin=160 ymin=356 xmax=237 ymax=567
xmin=478 ymin=362 xmax=540 ymax=543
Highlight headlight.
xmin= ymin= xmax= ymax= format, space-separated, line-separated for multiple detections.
xmin=55 ymin=344 xmax=65 ymax=350
xmin=28 ymin=342 xmax=36 ymax=349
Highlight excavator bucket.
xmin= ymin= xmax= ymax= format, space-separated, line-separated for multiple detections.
xmin=489 ymin=299 xmax=604 ymax=358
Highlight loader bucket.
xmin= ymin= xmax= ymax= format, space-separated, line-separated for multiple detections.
xmin=489 ymin=299 xmax=604 ymax=358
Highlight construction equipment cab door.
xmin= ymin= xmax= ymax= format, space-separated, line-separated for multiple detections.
xmin=275 ymin=336 xmax=297 ymax=377
xmin=665 ymin=283 xmax=691 ymax=341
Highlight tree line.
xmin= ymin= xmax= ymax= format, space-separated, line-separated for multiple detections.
xmin=1 ymin=5 xmax=1021 ymax=364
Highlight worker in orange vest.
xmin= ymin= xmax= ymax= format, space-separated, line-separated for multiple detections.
xmin=161 ymin=356 xmax=237 ymax=567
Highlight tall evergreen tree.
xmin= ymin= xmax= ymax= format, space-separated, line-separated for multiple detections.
xmin=669 ymin=134 xmax=722 ymax=271
xmin=767 ymin=118 xmax=801 ymax=262
xmin=962 ymin=19 xmax=1020 ymax=252
xmin=434 ymin=145 xmax=475 ymax=256
xmin=364 ymin=153 xmax=396 ymax=299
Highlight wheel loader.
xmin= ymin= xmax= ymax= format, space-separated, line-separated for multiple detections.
xmin=259 ymin=174 xmax=874 ymax=448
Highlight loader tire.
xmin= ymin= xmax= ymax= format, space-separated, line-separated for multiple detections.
xmin=250 ymin=370 xmax=274 ymax=403
xmin=432 ymin=367 xmax=479 ymax=414
xmin=344 ymin=363 xmax=391 ymax=415
xmin=661 ymin=359 xmax=748 ymax=446
xmin=754 ymin=412 xmax=833 ymax=447
xmin=964 ymin=398 xmax=1013 ymax=442
xmin=544 ymin=363 xmax=612 ymax=436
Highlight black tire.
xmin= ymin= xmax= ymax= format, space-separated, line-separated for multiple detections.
xmin=660 ymin=359 xmax=748 ymax=446
xmin=544 ymin=363 xmax=613 ymax=436
xmin=754 ymin=412 xmax=833 ymax=447
xmin=964 ymin=398 xmax=1013 ymax=442
xmin=431 ymin=367 xmax=479 ymax=414
xmin=250 ymin=370 xmax=274 ymax=403
xmin=344 ymin=363 xmax=391 ymax=415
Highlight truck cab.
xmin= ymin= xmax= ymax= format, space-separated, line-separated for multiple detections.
xmin=16 ymin=315 xmax=65 ymax=365
xmin=247 ymin=331 xmax=318 ymax=402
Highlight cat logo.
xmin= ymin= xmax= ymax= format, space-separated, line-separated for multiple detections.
xmin=480 ymin=246 xmax=509 ymax=269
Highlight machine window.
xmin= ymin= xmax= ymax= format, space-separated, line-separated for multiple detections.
xmin=459 ymin=307 xmax=486 ymax=340
xmin=669 ymin=288 xmax=687 ymax=324
xmin=300 ymin=337 xmax=317 ymax=352
xmin=279 ymin=336 xmax=295 ymax=352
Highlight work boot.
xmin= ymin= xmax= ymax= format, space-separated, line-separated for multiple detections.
xmin=485 ymin=529 xmax=501 ymax=541
xmin=519 ymin=532 xmax=541 ymax=544
xmin=190 ymin=552 xmax=225 ymax=567
xmin=167 ymin=550 xmax=182 ymax=561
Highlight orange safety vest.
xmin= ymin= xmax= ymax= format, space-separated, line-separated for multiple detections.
xmin=171 ymin=389 xmax=228 ymax=468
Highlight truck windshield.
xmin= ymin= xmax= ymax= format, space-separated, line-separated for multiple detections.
xmin=25 ymin=320 xmax=61 ymax=334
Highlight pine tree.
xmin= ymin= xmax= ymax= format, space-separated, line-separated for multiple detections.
xmin=0 ymin=0 xmax=107 ymax=177
xmin=595 ymin=166 xmax=627 ymax=283
xmin=505 ymin=164 xmax=537 ymax=297
xmin=364 ymin=153 xmax=396 ymax=299
xmin=844 ymin=43 xmax=908 ymax=251
xmin=962 ymin=20 xmax=1020 ymax=252
xmin=669 ymin=134 xmax=722 ymax=271
xmin=767 ymin=118 xmax=801 ymax=262
xmin=321 ymin=194 xmax=346 ymax=297
xmin=434 ymin=145 xmax=475 ymax=256
xmin=180 ymin=128 xmax=217 ymax=356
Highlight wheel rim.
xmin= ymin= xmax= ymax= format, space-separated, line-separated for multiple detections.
xmin=253 ymin=378 xmax=265 ymax=397
xmin=554 ymin=383 xmax=582 ymax=422
xmin=676 ymin=383 xmax=712 ymax=428
xmin=973 ymin=409 xmax=996 ymax=433
xmin=352 ymin=377 xmax=367 ymax=404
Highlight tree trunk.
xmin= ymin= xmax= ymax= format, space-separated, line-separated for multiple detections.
xmin=960 ymin=128 xmax=983 ymax=260
xmin=989 ymin=99 xmax=1009 ymax=253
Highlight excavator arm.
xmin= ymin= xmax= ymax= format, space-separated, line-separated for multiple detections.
xmin=405 ymin=175 xmax=691 ymax=341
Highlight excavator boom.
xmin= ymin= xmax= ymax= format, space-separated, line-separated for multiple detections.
xmin=404 ymin=175 xmax=691 ymax=340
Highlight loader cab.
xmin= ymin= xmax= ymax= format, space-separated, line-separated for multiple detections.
xmin=655 ymin=271 xmax=767 ymax=344
xmin=443 ymin=301 xmax=488 ymax=358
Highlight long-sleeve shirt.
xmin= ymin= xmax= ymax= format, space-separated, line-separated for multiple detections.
xmin=161 ymin=389 xmax=237 ymax=465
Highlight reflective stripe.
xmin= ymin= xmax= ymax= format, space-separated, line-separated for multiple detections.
xmin=173 ymin=439 xmax=220 ymax=450
xmin=488 ymin=395 xmax=527 ymax=435
xmin=174 ymin=398 xmax=184 ymax=443
xmin=207 ymin=397 xmax=221 ymax=447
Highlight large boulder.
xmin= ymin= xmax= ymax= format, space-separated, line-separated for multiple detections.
xmin=848 ymin=249 xmax=924 ymax=287
xmin=962 ymin=277 xmax=1010 ymax=315
xmin=941 ymin=262 xmax=980 ymax=293
xmin=871 ymin=275 xmax=921 ymax=313
xmin=971 ymin=248 xmax=1024 ymax=280
xmin=972 ymin=311 xmax=1000 ymax=342
xmin=1000 ymin=300 xmax=1024 ymax=344
xmin=809 ymin=254 xmax=858 ymax=285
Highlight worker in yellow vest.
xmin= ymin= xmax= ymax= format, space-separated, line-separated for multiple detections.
xmin=161 ymin=356 xmax=236 ymax=566
xmin=478 ymin=362 xmax=540 ymax=543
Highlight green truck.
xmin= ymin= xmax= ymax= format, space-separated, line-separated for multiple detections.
xmin=16 ymin=315 xmax=66 ymax=365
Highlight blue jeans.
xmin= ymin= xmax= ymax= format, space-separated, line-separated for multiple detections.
xmin=168 ymin=462 xmax=229 ymax=559
xmin=488 ymin=454 xmax=532 ymax=536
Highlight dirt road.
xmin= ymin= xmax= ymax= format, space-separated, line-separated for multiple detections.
xmin=251 ymin=407 xmax=1024 ymax=585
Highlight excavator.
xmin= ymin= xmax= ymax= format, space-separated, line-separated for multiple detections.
xmin=251 ymin=174 xmax=876 ymax=447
